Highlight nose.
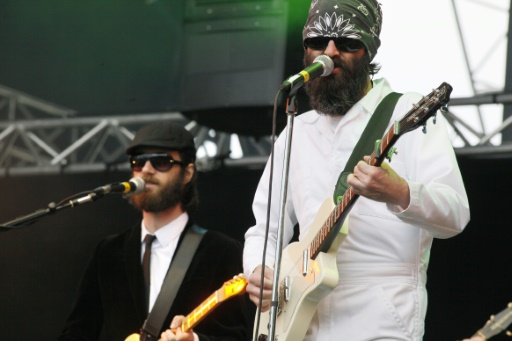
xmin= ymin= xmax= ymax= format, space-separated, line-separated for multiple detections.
xmin=140 ymin=160 xmax=156 ymax=173
xmin=323 ymin=40 xmax=341 ymax=57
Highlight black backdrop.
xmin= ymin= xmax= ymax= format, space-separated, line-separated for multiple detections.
xmin=0 ymin=167 xmax=260 ymax=341
xmin=0 ymin=154 xmax=511 ymax=341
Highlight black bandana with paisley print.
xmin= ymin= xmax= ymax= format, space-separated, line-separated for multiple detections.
xmin=302 ymin=0 xmax=383 ymax=61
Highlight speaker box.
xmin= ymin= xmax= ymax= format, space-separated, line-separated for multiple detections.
xmin=179 ymin=0 xmax=289 ymax=136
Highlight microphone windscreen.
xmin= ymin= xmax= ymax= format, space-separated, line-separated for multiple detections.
xmin=313 ymin=55 xmax=334 ymax=77
xmin=129 ymin=177 xmax=145 ymax=194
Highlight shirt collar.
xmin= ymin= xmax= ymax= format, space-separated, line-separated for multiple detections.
xmin=358 ymin=78 xmax=393 ymax=116
xmin=140 ymin=212 xmax=189 ymax=247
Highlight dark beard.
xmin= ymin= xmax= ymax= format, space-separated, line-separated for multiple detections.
xmin=304 ymin=54 xmax=369 ymax=117
xmin=128 ymin=172 xmax=184 ymax=212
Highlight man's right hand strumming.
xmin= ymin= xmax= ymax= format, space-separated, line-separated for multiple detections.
xmin=246 ymin=265 xmax=274 ymax=312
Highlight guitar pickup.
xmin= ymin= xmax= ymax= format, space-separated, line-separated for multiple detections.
xmin=284 ymin=276 xmax=290 ymax=302
xmin=302 ymin=248 xmax=310 ymax=276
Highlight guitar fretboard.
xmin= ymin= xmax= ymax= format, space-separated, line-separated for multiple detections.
xmin=308 ymin=118 xmax=400 ymax=259
xmin=181 ymin=292 xmax=219 ymax=332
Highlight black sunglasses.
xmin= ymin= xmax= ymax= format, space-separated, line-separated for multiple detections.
xmin=130 ymin=153 xmax=186 ymax=172
xmin=304 ymin=37 xmax=364 ymax=53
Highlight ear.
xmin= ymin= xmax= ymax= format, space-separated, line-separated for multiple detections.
xmin=183 ymin=163 xmax=195 ymax=185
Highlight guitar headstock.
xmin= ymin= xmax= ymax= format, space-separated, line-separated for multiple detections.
xmin=218 ymin=273 xmax=248 ymax=302
xmin=399 ymin=82 xmax=453 ymax=135
xmin=478 ymin=302 xmax=512 ymax=339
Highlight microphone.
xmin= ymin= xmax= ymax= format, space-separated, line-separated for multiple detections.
xmin=280 ymin=55 xmax=334 ymax=94
xmin=66 ymin=178 xmax=146 ymax=207
xmin=93 ymin=177 xmax=145 ymax=195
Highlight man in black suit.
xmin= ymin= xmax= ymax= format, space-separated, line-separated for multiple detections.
xmin=59 ymin=122 xmax=250 ymax=341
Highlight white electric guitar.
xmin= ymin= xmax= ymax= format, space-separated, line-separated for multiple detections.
xmin=254 ymin=83 xmax=453 ymax=341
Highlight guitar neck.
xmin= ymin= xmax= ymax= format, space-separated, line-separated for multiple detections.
xmin=478 ymin=303 xmax=512 ymax=339
xmin=309 ymin=121 xmax=400 ymax=259
xmin=125 ymin=275 xmax=247 ymax=341
xmin=181 ymin=291 xmax=220 ymax=332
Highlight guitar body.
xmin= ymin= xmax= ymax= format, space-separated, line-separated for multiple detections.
xmin=255 ymin=198 xmax=348 ymax=341
xmin=124 ymin=334 xmax=140 ymax=341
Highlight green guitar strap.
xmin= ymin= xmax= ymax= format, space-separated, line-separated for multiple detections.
xmin=333 ymin=92 xmax=403 ymax=204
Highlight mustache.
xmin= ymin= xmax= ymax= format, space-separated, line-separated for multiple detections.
xmin=332 ymin=58 xmax=348 ymax=70
xmin=139 ymin=176 xmax=159 ymax=186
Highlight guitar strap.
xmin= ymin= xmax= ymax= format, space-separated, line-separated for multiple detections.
xmin=333 ymin=92 xmax=403 ymax=204
xmin=139 ymin=224 xmax=206 ymax=341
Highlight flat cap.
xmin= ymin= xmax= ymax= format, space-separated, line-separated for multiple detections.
xmin=126 ymin=122 xmax=196 ymax=157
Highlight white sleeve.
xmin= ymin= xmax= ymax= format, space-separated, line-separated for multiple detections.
xmin=387 ymin=94 xmax=470 ymax=238
xmin=243 ymin=135 xmax=298 ymax=277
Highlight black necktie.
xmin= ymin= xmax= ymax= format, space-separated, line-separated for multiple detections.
xmin=142 ymin=234 xmax=156 ymax=312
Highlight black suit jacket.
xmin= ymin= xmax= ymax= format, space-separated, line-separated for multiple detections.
xmin=59 ymin=221 xmax=251 ymax=341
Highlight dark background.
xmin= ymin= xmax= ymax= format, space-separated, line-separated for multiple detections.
xmin=1 ymin=0 xmax=511 ymax=340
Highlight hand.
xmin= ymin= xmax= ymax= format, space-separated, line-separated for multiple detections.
xmin=347 ymin=156 xmax=410 ymax=209
xmin=246 ymin=265 xmax=273 ymax=312
xmin=160 ymin=315 xmax=195 ymax=341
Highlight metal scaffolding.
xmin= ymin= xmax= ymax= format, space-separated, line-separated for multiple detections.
xmin=0 ymin=85 xmax=273 ymax=176
xmin=1 ymin=84 xmax=512 ymax=176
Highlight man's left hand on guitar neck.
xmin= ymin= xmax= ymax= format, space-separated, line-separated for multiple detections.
xmin=347 ymin=155 xmax=411 ymax=210
xmin=160 ymin=315 xmax=196 ymax=341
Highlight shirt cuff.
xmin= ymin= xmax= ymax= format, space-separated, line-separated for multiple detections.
xmin=387 ymin=180 xmax=416 ymax=214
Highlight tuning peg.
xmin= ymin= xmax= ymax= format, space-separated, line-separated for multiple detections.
xmin=422 ymin=124 xmax=427 ymax=134
xmin=386 ymin=147 xmax=398 ymax=162
xmin=374 ymin=139 xmax=382 ymax=158
xmin=506 ymin=330 xmax=511 ymax=336
xmin=433 ymin=113 xmax=437 ymax=125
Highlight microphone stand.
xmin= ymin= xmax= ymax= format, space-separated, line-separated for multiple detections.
xmin=266 ymin=91 xmax=298 ymax=341
xmin=0 ymin=190 xmax=106 ymax=231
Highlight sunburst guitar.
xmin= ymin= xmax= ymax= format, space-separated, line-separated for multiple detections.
xmin=125 ymin=274 xmax=248 ymax=341
xmin=255 ymin=83 xmax=453 ymax=341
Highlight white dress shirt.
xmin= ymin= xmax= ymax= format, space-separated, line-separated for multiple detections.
xmin=141 ymin=212 xmax=188 ymax=313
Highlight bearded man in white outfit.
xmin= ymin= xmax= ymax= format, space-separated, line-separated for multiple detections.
xmin=243 ymin=0 xmax=471 ymax=340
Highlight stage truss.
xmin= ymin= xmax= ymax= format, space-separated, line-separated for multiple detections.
xmin=0 ymin=84 xmax=510 ymax=176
